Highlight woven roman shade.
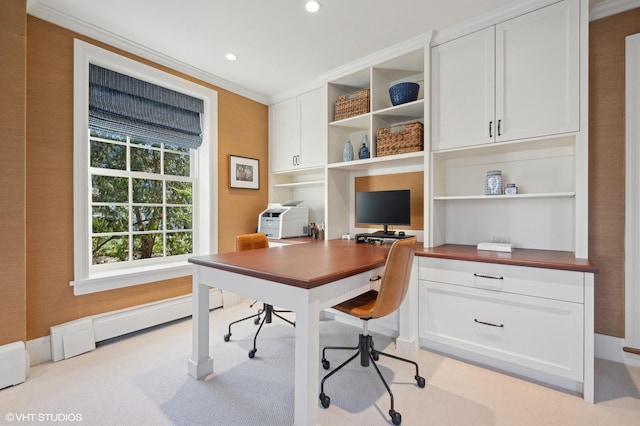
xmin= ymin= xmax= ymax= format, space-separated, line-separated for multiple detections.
xmin=88 ymin=64 xmax=204 ymax=149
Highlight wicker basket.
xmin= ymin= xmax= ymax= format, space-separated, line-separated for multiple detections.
xmin=334 ymin=88 xmax=370 ymax=121
xmin=376 ymin=122 xmax=424 ymax=157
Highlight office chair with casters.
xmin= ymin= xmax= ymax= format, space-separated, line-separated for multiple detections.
xmin=223 ymin=233 xmax=295 ymax=359
xmin=318 ymin=237 xmax=424 ymax=426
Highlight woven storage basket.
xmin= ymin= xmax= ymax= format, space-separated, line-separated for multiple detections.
xmin=334 ymin=88 xmax=370 ymax=121
xmin=376 ymin=122 xmax=424 ymax=157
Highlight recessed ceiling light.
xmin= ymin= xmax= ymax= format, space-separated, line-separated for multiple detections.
xmin=305 ymin=1 xmax=321 ymax=13
xmin=225 ymin=53 xmax=237 ymax=61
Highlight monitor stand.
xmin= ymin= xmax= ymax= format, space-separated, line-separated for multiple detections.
xmin=371 ymin=226 xmax=394 ymax=236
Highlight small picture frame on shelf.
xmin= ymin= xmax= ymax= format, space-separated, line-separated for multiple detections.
xmin=485 ymin=170 xmax=502 ymax=195
xmin=230 ymin=155 xmax=259 ymax=189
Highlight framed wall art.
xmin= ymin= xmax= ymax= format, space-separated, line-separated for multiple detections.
xmin=230 ymin=155 xmax=259 ymax=189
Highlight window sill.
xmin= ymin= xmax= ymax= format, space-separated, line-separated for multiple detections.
xmin=70 ymin=261 xmax=193 ymax=295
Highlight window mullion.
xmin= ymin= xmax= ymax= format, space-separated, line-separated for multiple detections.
xmin=127 ymin=136 xmax=133 ymax=262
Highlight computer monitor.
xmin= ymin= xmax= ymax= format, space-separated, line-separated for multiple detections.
xmin=356 ymin=189 xmax=411 ymax=235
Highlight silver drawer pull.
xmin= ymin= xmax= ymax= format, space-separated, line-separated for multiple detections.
xmin=474 ymin=318 xmax=504 ymax=328
xmin=474 ymin=273 xmax=504 ymax=280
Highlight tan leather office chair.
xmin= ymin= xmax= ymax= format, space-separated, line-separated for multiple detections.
xmin=319 ymin=237 xmax=424 ymax=426
xmin=223 ymin=233 xmax=295 ymax=358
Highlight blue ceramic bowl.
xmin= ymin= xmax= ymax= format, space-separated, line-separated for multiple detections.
xmin=389 ymin=82 xmax=420 ymax=106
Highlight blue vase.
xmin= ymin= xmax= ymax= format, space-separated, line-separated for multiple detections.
xmin=358 ymin=140 xmax=370 ymax=159
xmin=343 ymin=140 xmax=354 ymax=161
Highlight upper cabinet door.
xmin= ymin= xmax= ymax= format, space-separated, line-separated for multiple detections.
xmin=432 ymin=27 xmax=495 ymax=151
xmin=269 ymin=97 xmax=299 ymax=173
xmin=432 ymin=0 xmax=580 ymax=151
xmin=495 ymin=0 xmax=579 ymax=142
xmin=298 ymin=87 xmax=326 ymax=168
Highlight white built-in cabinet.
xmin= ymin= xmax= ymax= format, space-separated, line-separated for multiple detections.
xmin=269 ymin=87 xmax=327 ymax=223
xmin=431 ymin=0 xmax=580 ymax=151
xmin=418 ymin=256 xmax=594 ymax=401
xmin=422 ymin=0 xmax=591 ymax=402
xmin=267 ymin=0 xmax=592 ymax=401
xmin=429 ymin=0 xmax=588 ymax=259
xmin=269 ymin=87 xmax=326 ymax=172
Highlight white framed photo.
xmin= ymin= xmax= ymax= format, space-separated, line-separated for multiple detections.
xmin=230 ymin=155 xmax=259 ymax=189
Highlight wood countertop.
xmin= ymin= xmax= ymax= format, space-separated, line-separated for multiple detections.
xmin=416 ymin=244 xmax=599 ymax=273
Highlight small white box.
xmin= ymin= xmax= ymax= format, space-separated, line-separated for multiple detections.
xmin=477 ymin=242 xmax=514 ymax=252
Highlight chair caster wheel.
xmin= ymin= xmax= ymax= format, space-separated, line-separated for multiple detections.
xmin=254 ymin=317 xmax=260 ymax=325
xmin=322 ymin=359 xmax=330 ymax=370
xmin=416 ymin=376 xmax=426 ymax=388
xmin=248 ymin=349 xmax=256 ymax=358
xmin=389 ymin=409 xmax=401 ymax=425
xmin=371 ymin=350 xmax=379 ymax=361
xmin=223 ymin=333 xmax=231 ymax=342
xmin=319 ymin=393 xmax=330 ymax=408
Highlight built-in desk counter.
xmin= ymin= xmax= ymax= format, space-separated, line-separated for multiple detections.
xmin=415 ymin=243 xmax=596 ymax=403
xmin=416 ymin=244 xmax=598 ymax=273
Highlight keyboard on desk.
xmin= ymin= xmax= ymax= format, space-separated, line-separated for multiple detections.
xmin=355 ymin=233 xmax=410 ymax=244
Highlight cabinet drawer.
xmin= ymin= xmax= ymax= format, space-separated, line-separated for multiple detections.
xmin=420 ymin=280 xmax=583 ymax=380
xmin=419 ymin=257 xmax=583 ymax=303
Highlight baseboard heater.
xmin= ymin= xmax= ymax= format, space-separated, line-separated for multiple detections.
xmin=0 ymin=341 xmax=26 ymax=389
xmin=50 ymin=289 xmax=223 ymax=362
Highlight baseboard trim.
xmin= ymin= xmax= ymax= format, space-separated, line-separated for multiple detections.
xmin=29 ymin=289 xmax=223 ymax=366
xmin=595 ymin=333 xmax=640 ymax=368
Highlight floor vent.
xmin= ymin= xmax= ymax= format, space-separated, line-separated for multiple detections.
xmin=0 ymin=341 xmax=26 ymax=389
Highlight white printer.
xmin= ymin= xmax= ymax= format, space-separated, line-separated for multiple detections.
xmin=258 ymin=201 xmax=309 ymax=239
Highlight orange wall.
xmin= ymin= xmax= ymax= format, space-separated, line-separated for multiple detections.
xmin=21 ymin=17 xmax=268 ymax=340
xmin=589 ymin=9 xmax=640 ymax=337
xmin=0 ymin=0 xmax=27 ymax=345
xmin=354 ymin=172 xmax=424 ymax=231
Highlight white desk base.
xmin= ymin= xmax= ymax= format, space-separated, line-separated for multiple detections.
xmin=188 ymin=265 xmax=389 ymax=426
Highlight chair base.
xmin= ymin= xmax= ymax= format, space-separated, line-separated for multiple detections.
xmin=319 ymin=332 xmax=425 ymax=426
xmin=223 ymin=303 xmax=295 ymax=359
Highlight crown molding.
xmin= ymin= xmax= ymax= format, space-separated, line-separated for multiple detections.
xmin=590 ymin=0 xmax=640 ymax=20
xmin=269 ymin=32 xmax=432 ymax=105
xmin=26 ymin=0 xmax=269 ymax=105
xmin=320 ymin=33 xmax=432 ymax=84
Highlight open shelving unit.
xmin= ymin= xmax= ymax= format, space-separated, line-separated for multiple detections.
xmin=324 ymin=46 xmax=429 ymax=239
xmin=430 ymin=135 xmax=580 ymax=252
xmin=327 ymin=48 xmax=426 ymax=166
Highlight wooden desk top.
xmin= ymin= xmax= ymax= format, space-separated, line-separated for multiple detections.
xmin=189 ymin=240 xmax=598 ymax=290
xmin=189 ymin=239 xmax=391 ymax=289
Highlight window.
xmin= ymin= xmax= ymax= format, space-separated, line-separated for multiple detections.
xmin=90 ymin=131 xmax=194 ymax=266
xmin=72 ymin=40 xmax=218 ymax=295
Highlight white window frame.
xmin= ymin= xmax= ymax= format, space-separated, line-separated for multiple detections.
xmin=626 ymin=33 xmax=640 ymax=350
xmin=71 ymin=40 xmax=218 ymax=295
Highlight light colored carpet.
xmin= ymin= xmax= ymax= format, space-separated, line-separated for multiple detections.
xmin=2 ymin=299 xmax=640 ymax=425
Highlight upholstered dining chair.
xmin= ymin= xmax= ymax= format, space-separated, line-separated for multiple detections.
xmin=318 ymin=236 xmax=424 ymax=426
xmin=223 ymin=233 xmax=295 ymax=358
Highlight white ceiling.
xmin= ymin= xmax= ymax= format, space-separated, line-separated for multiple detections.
xmin=28 ymin=0 xmax=619 ymax=104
